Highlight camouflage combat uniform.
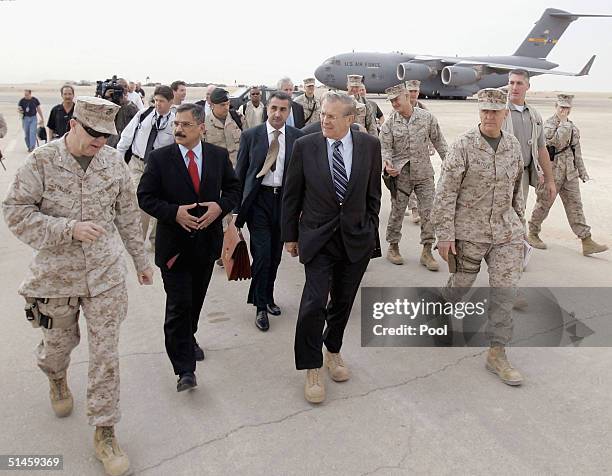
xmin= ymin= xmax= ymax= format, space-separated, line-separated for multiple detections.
xmin=354 ymin=97 xmax=378 ymax=136
xmin=381 ymin=107 xmax=448 ymax=245
xmin=2 ymin=138 xmax=148 ymax=426
xmin=204 ymin=111 xmax=242 ymax=166
xmin=294 ymin=93 xmax=321 ymax=126
xmin=431 ymin=127 xmax=525 ymax=344
xmin=529 ymin=115 xmax=590 ymax=238
xmin=408 ymin=100 xmax=429 ymax=211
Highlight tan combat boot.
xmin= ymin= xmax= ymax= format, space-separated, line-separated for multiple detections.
xmin=486 ymin=345 xmax=523 ymax=386
xmin=386 ymin=243 xmax=404 ymax=265
xmin=582 ymin=236 xmax=608 ymax=256
xmin=420 ymin=244 xmax=439 ymax=271
xmin=527 ymin=232 xmax=547 ymax=250
xmin=324 ymin=350 xmax=350 ymax=382
xmin=94 ymin=426 xmax=130 ymax=476
xmin=410 ymin=208 xmax=420 ymax=223
xmin=48 ymin=376 xmax=73 ymax=418
xmin=304 ymin=368 xmax=325 ymax=403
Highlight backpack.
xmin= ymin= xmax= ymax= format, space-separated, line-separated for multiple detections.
xmin=124 ymin=106 xmax=154 ymax=163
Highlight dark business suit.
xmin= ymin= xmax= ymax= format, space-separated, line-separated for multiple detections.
xmin=281 ymin=131 xmax=382 ymax=369
xmin=263 ymin=100 xmax=305 ymax=129
xmin=137 ymin=141 xmax=241 ymax=375
xmin=235 ymin=123 xmax=305 ymax=310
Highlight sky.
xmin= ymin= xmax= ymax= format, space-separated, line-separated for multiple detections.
xmin=1 ymin=0 xmax=611 ymax=91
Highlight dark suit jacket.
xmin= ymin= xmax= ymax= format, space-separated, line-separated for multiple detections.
xmin=137 ymin=141 xmax=241 ymax=268
xmin=281 ymin=131 xmax=382 ymax=264
xmin=234 ymin=123 xmax=305 ymax=228
xmin=262 ymin=100 xmax=305 ymax=129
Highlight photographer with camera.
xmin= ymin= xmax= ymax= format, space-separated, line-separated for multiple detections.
xmin=104 ymin=78 xmax=139 ymax=148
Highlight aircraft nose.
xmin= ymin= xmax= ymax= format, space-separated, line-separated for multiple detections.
xmin=314 ymin=64 xmax=325 ymax=83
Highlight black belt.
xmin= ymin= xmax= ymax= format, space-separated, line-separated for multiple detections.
xmin=261 ymin=185 xmax=282 ymax=195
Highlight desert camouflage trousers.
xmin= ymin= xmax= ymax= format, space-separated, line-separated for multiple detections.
xmin=528 ymin=176 xmax=590 ymax=239
xmin=35 ymin=282 xmax=128 ymax=426
xmin=445 ymin=240 xmax=523 ymax=345
xmin=386 ymin=163 xmax=435 ymax=245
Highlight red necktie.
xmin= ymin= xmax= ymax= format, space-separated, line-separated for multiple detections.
xmin=187 ymin=150 xmax=200 ymax=194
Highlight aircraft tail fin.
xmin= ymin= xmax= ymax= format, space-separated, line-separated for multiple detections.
xmin=514 ymin=8 xmax=612 ymax=58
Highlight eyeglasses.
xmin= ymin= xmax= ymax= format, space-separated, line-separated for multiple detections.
xmin=77 ymin=120 xmax=111 ymax=139
xmin=173 ymin=121 xmax=198 ymax=129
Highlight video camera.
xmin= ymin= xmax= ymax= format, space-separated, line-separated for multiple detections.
xmin=96 ymin=75 xmax=124 ymax=105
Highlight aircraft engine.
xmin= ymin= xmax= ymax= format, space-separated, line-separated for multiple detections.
xmin=396 ymin=62 xmax=436 ymax=81
xmin=441 ymin=66 xmax=482 ymax=86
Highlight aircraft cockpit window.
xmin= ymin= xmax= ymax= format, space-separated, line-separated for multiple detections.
xmin=324 ymin=58 xmax=335 ymax=65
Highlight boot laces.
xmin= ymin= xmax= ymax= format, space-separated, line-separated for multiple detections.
xmin=52 ymin=378 xmax=68 ymax=399
xmin=329 ymin=353 xmax=345 ymax=368
xmin=309 ymin=369 xmax=321 ymax=386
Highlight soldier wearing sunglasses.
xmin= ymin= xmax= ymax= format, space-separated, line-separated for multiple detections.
xmin=3 ymin=96 xmax=153 ymax=476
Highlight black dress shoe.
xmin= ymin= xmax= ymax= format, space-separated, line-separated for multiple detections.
xmin=266 ymin=303 xmax=281 ymax=316
xmin=255 ymin=310 xmax=269 ymax=331
xmin=177 ymin=372 xmax=197 ymax=392
xmin=194 ymin=341 xmax=205 ymax=361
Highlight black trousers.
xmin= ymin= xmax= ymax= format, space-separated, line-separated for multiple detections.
xmin=246 ymin=187 xmax=284 ymax=309
xmin=294 ymin=232 xmax=370 ymax=370
xmin=161 ymin=257 xmax=214 ymax=375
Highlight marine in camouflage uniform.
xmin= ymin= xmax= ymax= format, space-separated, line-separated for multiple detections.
xmin=346 ymin=75 xmax=378 ymax=136
xmin=405 ymin=80 xmax=430 ymax=220
xmin=380 ymin=83 xmax=448 ymax=271
xmin=204 ymin=88 xmax=242 ymax=166
xmin=431 ymin=88 xmax=525 ymax=386
xmin=2 ymin=97 xmax=151 ymax=476
xmin=294 ymin=78 xmax=321 ymax=126
xmin=527 ymin=94 xmax=608 ymax=256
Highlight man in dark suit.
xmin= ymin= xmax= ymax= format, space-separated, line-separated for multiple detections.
xmin=137 ymin=103 xmax=241 ymax=391
xmin=262 ymin=78 xmax=305 ymax=129
xmin=282 ymin=92 xmax=382 ymax=403
xmin=235 ymin=91 xmax=305 ymax=331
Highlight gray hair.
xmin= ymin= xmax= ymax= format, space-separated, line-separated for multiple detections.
xmin=276 ymin=77 xmax=294 ymax=90
xmin=176 ymin=103 xmax=205 ymax=123
xmin=321 ymin=92 xmax=357 ymax=116
xmin=508 ymin=69 xmax=530 ymax=83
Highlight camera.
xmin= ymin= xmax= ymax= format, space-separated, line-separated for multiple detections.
xmin=96 ymin=75 xmax=124 ymax=105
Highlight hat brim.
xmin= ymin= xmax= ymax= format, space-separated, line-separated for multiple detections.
xmin=478 ymin=103 xmax=506 ymax=111
xmin=386 ymin=94 xmax=402 ymax=100
xmin=74 ymin=114 xmax=118 ymax=136
xmin=557 ymin=101 xmax=572 ymax=108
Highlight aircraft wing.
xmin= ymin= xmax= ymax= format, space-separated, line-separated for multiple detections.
xmin=412 ymin=54 xmax=596 ymax=77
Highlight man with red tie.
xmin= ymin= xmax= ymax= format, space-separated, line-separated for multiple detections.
xmin=137 ymin=103 xmax=241 ymax=391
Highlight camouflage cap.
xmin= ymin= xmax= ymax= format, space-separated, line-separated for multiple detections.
xmin=385 ymin=83 xmax=407 ymax=100
xmin=405 ymin=80 xmax=421 ymax=91
xmin=73 ymin=96 xmax=119 ymax=135
xmin=303 ymin=78 xmax=316 ymax=86
xmin=477 ymin=88 xmax=507 ymax=110
xmin=347 ymin=74 xmax=364 ymax=86
xmin=556 ymin=93 xmax=574 ymax=107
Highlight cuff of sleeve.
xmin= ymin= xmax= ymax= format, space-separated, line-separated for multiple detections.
xmin=133 ymin=254 xmax=150 ymax=274
xmin=65 ymin=219 xmax=77 ymax=243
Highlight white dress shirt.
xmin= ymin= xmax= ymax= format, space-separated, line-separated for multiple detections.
xmin=326 ymin=129 xmax=353 ymax=179
xmin=127 ymin=91 xmax=145 ymax=111
xmin=117 ymin=108 xmax=176 ymax=159
xmin=178 ymin=142 xmax=203 ymax=179
xmin=261 ymin=121 xmax=286 ymax=187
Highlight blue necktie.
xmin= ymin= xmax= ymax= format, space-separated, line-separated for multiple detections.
xmin=332 ymin=141 xmax=348 ymax=203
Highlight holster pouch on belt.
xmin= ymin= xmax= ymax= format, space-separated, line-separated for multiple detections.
xmin=456 ymin=245 xmax=482 ymax=274
xmin=24 ymin=297 xmax=80 ymax=329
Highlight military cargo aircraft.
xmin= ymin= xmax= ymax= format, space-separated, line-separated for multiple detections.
xmin=314 ymin=8 xmax=611 ymax=98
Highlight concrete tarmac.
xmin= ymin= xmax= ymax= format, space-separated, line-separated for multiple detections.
xmin=1 ymin=87 xmax=611 ymax=475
